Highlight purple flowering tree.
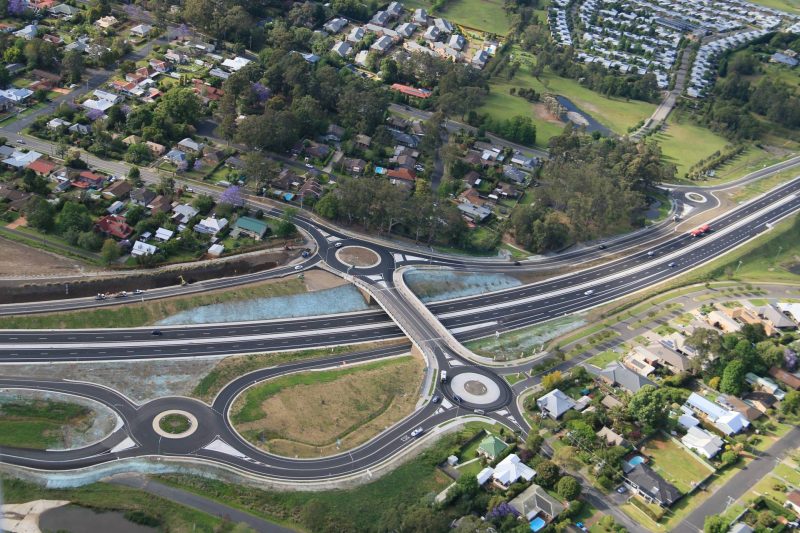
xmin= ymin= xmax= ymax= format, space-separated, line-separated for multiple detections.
xmin=785 ymin=349 xmax=797 ymax=372
xmin=220 ymin=185 xmax=244 ymax=207
xmin=8 ymin=0 xmax=26 ymax=16
xmin=486 ymin=502 xmax=519 ymax=521
xmin=86 ymin=108 xmax=104 ymax=121
xmin=251 ymin=82 xmax=271 ymax=102
xmin=193 ymin=159 xmax=203 ymax=171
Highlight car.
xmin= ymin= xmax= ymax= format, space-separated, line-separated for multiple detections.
xmin=301 ymin=250 xmax=310 ymax=258
xmin=94 ymin=293 xmax=106 ymax=300
xmin=305 ymin=163 xmax=314 ymax=169
xmin=647 ymin=251 xmax=655 ymax=257
xmin=584 ymin=289 xmax=594 ymax=296
xmin=668 ymin=261 xmax=677 ymax=267
xmin=431 ymin=394 xmax=440 ymax=404
xmin=576 ymin=522 xmax=588 ymax=532
xmin=151 ymin=330 xmax=162 ymax=336
xmin=616 ymin=485 xmax=627 ymax=494
xmin=410 ymin=427 xmax=424 ymax=437
xmin=598 ymin=244 xmax=607 ymax=250
xmin=513 ymin=261 xmax=521 ymax=266
xmin=453 ymin=395 xmax=463 ymax=403
xmin=16 ymin=139 xmax=25 ymax=145
xmin=474 ymin=409 xmax=485 ymax=415
xmin=294 ymin=265 xmax=304 ymax=271
xmin=334 ymin=242 xmax=343 ymax=248
xmin=133 ymin=289 xmax=144 ymax=294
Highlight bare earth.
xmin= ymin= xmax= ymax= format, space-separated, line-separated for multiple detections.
xmin=0 ymin=237 xmax=100 ymax=277
xmin=337 ymin=246 xmax=380 ymax=267
xmin=237 ymin=355 xmax=423 ymax=458
xmin=303 ymin=269 xmax=348 ymax=291
xmin=534 ymin=102 xmax=566 ymax=125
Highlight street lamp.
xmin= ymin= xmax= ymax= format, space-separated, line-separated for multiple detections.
xmin=735 ymin=260 xmax=743 ymax=274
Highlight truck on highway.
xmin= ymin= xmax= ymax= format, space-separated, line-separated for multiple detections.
xmin=440 ymin=370 xmax=447 ymax=383
xmin=690 ymin=224 xmax=710 ymax=237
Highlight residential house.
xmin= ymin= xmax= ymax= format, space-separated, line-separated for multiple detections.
xmin=130 ymin=187 xmax=156 ymax=207
xmin=0 ymin=95 xmax=12 ymax=112
xmin=233 ymin=216 xmax=269 ymax=240
xmin=386 ymin=167 xmax=416 ymax=182
xmin=390 ymin=83 xmax=433 ymax=100
xmin=0 ymin=185 xmax=32 ymax=212
xmin=681 ymin=426 xmax=723 ymax=459
xmin=192 ymin=80 xmax=225 ymax=103
xmin=730 ymin=524 xmax=753 ymax=533
xmin=194 ymin=216 xmax=228 ymax=236
xmin=746 ymin=372 xmax=785 ymax=400
xmin=26 ymin=158 xmax=57 ymax=177
xmin=164 ymin=148 xmax=187 ymax=166
xmin=476 ymin=466 xmax=494 ymax=486
xmin=325 ymin=124 xmax=346 ymax=142
xmin=476 ymin=434 xmax=508 ymax=461
xmin=150 ymin=59 xmax=170 ymax=73
xmin=769 ymin=366 xmax=800 ymax=390
xmin=355 ymin=134 xmax=372 ymax=149
xmin=347 ymin=27 xmax=365 ymax=43
xmin=42 ymin=34 xmax=63 ymax=45
xmin=472 ymin=50 xmax=490 ymax=68
xmin=423 ymin=26 xmax=440 ymax=41
xmin=299 ymin=178 xmax=322 ymax=201
xmin=202 ymin=149 xmax=226 ymax=166
xmin=371 ymin=35 xmax=394 ymax=54
xmin=73 ymin=171 xmax=106 ymax=189
xmin=705 ymin=310 xmax=742 ymax=333
xmin=787 ymin=490 xmax=800 ymax=517
xmin=14 ymin=24 xmax=38 ymax=40
xmin=131 ymin=240 xmax=158 ymax=257
xmin=148 ymin=195 xmax=171 ymax=214
xmin=413 ymin=8 xmax=428 ymax=24
xmin=177 ymin=138 xmax=204 ymax=155
xmin=492 ymin=454 xmax=536 ymax=489
xmin=590 ymin=361 xmax=655 ymax=394
xmin=623 ymin=463 xmax=680 ymax=507
xmin=596 ymin=426 xmax=626 ymax=447
xmin=0 ymin=88 xmax=33 ymax=103
xmin=508 ymin=483 xmax=565 ymax=524
xmin=536 ymin=389 xmax=576 ymax=419
xmin=96 ymin=215 xmax=133 ymax=240
xmin=720 ymin=394 xmax=764 ymax=421
xmin=341 ymin=157 xmax=366 ymax=175
xmin=457 ymin=202 xmax=492 ymax=223
xmin=221 ymin=56 xmax=252 ymax=72
xmin=396 ymin=23 xmax=416 ymax=38
xmin=68 ymin=123 xmax=90 ymax=136
xmin=623 ymin=351 xmax=656 ymax=377
xmin=305 ymin=142 xmax=330 ymax=160
xmin=448 ymin=34 xmax=466 ymax=51
xmin=207 ymin=243 xmax=224 ymax=257
xmin=323 ymin=17 xmax=348 ymax=34
xmin=155 ymin=227 xmax=174 ymax=242
xmin=434 ymin=18 xmax=454 ymax=34
xmin=95 ymin=16 xmax=119 ymax=29
xmin=386 ymin=1 xmax=403 ymax=18
xmin=331 ymin=41 xmax=352 ymax=57
xmin=371 ymin=10 xmax=390 ymax=26
xmin=146 ymin=141 xmax=166 ymax=157
xmin=130 ymin=24 xmax=153 ymax=37
xmin=172 ymin=204 xmax=199 ymax=225
xmin=103 ymin=180 xmax=132 ymax=200
xmin=503 ymin=165 xmax=530 ymax=185
xmin=122 ymin=135 xmax=140 ymax=146
xmin=636 ymin=344 xmax=692 ymax=374
xmin=2 ymin=150 xmax=41 ymax=169
xmin=685 ymin=392 xmax=749 ymax=435
xmin=49 ymin=3 xmax=80 ymax=18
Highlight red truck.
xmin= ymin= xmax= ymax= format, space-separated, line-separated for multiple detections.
xmin=690 ymin=224 xmax=710 ymax=237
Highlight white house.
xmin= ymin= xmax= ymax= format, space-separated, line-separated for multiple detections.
xmin=492 ymin=454 xmax=536 ymax=488
xmin=130 ymin=24 xmax=153 ymax=37
xmin=194 ymin=216 xmax=228 ymax=235
xmin=536 ymin=389 xmax=576 ymax=419
xmin=681 ymin=426 xmax=723 ymax=459
xmin=221 ymin=56 xmax=252 ymax=72
xmin=131 ymin=240 xmax=158 ymax=257
xmin=476 ymin=466 xmax=494 ymax=486
xmin=685 ymin=393 xmax=749 ymax=435
xmin=155 ymin=227 xmax=174 ymax=242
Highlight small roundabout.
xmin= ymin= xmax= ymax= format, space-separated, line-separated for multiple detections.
xmin=335 ymin=245 xmax=382 ymax=269
xmin=685 ymin=191 xmax=707 ymax=204
xmin=152 ymin=410 xmax=198 ymax=439
xmin=442 ymin=367 xmax=512 ymax=412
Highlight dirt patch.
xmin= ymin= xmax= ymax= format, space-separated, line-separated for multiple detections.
xmin=235 ymin=355 xmax=423 ymax=457
xmin=336 ymin=246 xmax=380 ymax=267
xmin=0 ymin=237 xmax=101 ymax=278
xmin=534 ymin=103 xmax=565 ymax=125
xmin=6 ymin=216 xmax=27 ymax=230
xmin=303 ymin=269 xmax=348 ymax=292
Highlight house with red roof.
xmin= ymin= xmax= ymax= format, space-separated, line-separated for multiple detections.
xmin=386 ymin=167 xmax=417 ymax=181
xmin=96 ymin=214 xmax=133 ymax=239
xmin=390 ymin=83 xmax=432 ymax=99
xmin=27 ymin=158 xmax=57 ymax=176
xmin=72 ymin=170 xmax=106 ymax=189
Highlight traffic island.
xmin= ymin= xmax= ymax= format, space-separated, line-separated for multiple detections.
xmin=152 ymin=410 xmax=198 ymax=439
xmin=335 ymin=246 xmax=381 ymax=269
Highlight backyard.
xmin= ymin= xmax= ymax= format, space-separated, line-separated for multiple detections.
xmin=640 ymin=433 xmax=713 ymax=494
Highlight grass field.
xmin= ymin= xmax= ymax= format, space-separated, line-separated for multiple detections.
xmin=584 ymin=349 xmax=621 ymax=368
xmin=158 ymin=424 xmax=489 ymax=530
xmin=440 ymin=0 xmax=511 ymax=34
xmin=0 ymin=278 xmax=308 ymax=329
xmin=232 ymin=356 xmax=423 ymax=457
xmin=652 ymin=113 xmax=729 ymax=180
xmin=730 ymin=168 xmax=798 ymax=202
xmin=481 ymin=57 xmax=656 ymax=146
xmin=3 ymin=478 xmax=225 ymax=533
xmin=641 ymin=434 xmax=712 ymax=494
xmin=749 ymin=0 xmax=800 ymax=13
xmin=0 ymin=400 xmax=92 ymax=449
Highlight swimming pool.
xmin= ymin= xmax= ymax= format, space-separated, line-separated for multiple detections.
xmin=530 ymin=517 xmax=546 ymax=532
xmin=627 ymin=455 xmax=646 ymax=467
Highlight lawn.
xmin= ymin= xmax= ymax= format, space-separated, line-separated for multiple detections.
xmin=0 ymin=278 xmax=309 ymax=329
xmin=749 ymin=0 xmax=800 ymax=13
xmin=584 ymin=349 xmax=621 ymax=368
xmin=0 ymin=400 xmax=92 ymax=449
xmin=652 ymin=113 xmax=730 ymax=180
xmin=440 ymin=0 xmax=511 ymax=34
xmin=730 ymin=167 xmax=798 ymax=202
xmin=455 ymin=459 xmax=485 ymax=478
xmin=3 ymin=478 xmax=225 ymax=533
xmin=640 ymin=434 xmax=713 ymax=494
xmin=231 ymin=356 xmax=423 ymax=457
xmin=481 ymin=55 xmax=656 ymax=146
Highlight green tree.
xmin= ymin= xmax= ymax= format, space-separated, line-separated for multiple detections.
xmin=627 ymin=385 xmax=668 ymax=430
xmin=721 ymin=450 xmax=738 ymax=466
xmin=61 ymin=50 xmax=85 ymax=84
xmin=535 ymin=460 xmax=560 ymax=489
xmin=556 ymin=475 xmax=581 ymax=500
xmin=314 ymin=193 xmax=339 ymax=219
xmin=56 ymin=202 xmax=93 ymax=234
xmin=781 ymin=389 xmax=800 ymax=416
xmin=704 ymin=515 xmax=729 ymax=533
xmin=101 ymin=238 xmax=120 ymax=264
xmin=720 ymin=360 xmax=746 ymax=395
xmin=193 ymin=194 xmax=215 ymax=215
xmin=525 ymin=432 xmax=544 ymax=453
xmin=156 ymin=88 xmax=202 ymax=125
xmin=77 ymin=230 xmax=103 ymax=251
xmin=26 ymin=197 xmax=55 ymax=232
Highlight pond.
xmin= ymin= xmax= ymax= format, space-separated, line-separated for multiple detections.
xmin=555 ymin=95 xmax=612 ymax=135
xmin=39 ymin=505 xmax=157 ymax=533
xmin=156 ymin=284 xmax=371 ymax=326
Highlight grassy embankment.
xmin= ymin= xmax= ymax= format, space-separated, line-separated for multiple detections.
xmin=0 ymin=278 xmax=308 ymax=329
xmin=0 ymin=400 xmax=92 ymax=449
xmin=231 ymin=356 xmax=423 ymax=457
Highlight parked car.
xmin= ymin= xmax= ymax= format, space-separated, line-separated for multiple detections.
xmin=616 ymin=485 xmax=627 ymax=494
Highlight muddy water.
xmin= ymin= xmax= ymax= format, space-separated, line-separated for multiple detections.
xmin=39 ymin=505 xmax=157 ymax=533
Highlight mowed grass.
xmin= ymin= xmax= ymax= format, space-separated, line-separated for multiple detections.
xmin=652 ymin=113 xmax=729 ymax=180
xmin=731 ymin=167 xmax=798 ymax=202
xmin=0 ymin=278 xmax=308 ymax=329
xmin=749 ymin=0 xmax=800 ymax=13
xmin=641 ymin=434 xmax=712 ymax=494
xmin=0 ymin=400 xmax=92 ymax=450
xmin=232 ymin=356 xmax=423 ymax=457
xmin=440 ymin=0 xmax=511 ymax=34
xmin=3 ymin=478 xmax=225 ymax=533
xmin=482 ymin=60 xmax=656 ymax=146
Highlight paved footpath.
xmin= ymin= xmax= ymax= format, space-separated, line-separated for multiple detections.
xmin=108 ymin=473 xmax=297 ymax=532
xmin=673 ymin=426 xmax=800 ymax=533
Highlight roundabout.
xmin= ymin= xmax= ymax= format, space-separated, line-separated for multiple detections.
xmin=685 ymin=191 xmax=707 ymax=203
xmin=335 ymin=246 xmax=382 ymax=269
xmin=152 ymin=409 xmax=198 ymax=439
xmin=444 ymin=367 xmax=513 ymax=412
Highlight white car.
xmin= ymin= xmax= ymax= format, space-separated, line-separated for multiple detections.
xmin=584 ymin=289 xmax=594 ymax=296
xmin=410 ymin=427 xmax=424 ymax=438
xmin=334 ymin=242 xmax=343 ymax=248
xmin=305 ymin=163 xmax=314 ymax=169
xmin=294 ymin=265 xmax=304 ymax=271
xmin=647 ymin=251 xmax=655 ymax=257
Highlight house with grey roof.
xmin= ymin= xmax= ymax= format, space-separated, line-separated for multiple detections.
xmin=347 ymin=27 xmax=365 ymax=42
xmin=623 ymin=463 xmax=680 ymax=507
xmin=590 ymin=361 xmax=654 ymax=394
xmin=371 ymin=10 xmax=390 ymax=26
xmin=448 ymin=34 xmax=466 ymax=50
xmin=413 ymin=8 xmax=428 ymax=24
xmin=434 ymin=18 xmax=454 ymax=34
xmin=386 ymin=1 xmax=403 ymax=18
xmin=536 ymin=389 xmax=576 ymax=419
xmin=395 ymin=22 xmax=416 ymax=38
xmin=509 ymin=483 xmax=565 ymax=523
xmin=323 ymin=18 xmax=348 ymax=34
xmin=371 ymin=35 xmax=394 ymax=54
xmin=331 ymin=41 xmax=352 ymax=57
xmin=423 ymin=26 xmax=440 ymax=41
xmin=472 ymin=50 xmax=490 ymax=68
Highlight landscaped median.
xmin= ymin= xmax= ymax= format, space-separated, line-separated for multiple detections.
xmin=229 ymin=355 xmax=423 ymax=457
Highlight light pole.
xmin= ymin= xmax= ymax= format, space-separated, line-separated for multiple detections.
xmin=735 ymin=260 xmax=743 ymax=274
